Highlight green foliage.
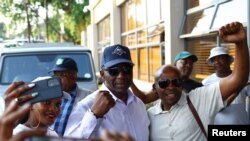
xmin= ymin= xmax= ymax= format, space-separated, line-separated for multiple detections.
xmin=60 ymin=0 xmax=90 ymax=43
xmin=0 ymin=0 xmax=90 ymax=43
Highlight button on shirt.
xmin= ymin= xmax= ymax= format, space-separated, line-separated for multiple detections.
xmin=148 ymin=83 xmax=224 ymax=141
xmin=64 ymin=84 xmax=150 ymax=141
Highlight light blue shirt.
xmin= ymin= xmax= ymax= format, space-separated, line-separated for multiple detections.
xmin=202 ymin=73 xmax=250 ymax=124
xmin=64 ymin=84 xmax=150 ymax=141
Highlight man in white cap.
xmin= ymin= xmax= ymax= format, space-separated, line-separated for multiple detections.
xmin=202 ymin=46 xmax=250 ymax=124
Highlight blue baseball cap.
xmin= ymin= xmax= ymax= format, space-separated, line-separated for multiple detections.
xmin=50 ymin=57 xmax=78 ymax=72
xmin=174 ymin=51 xmax=198 ymax=63
xmin=101 ymin=44 xmax=133 ymax=68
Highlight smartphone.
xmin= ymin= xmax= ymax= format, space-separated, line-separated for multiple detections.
xmin=19 ymin=77 xmax=63 ymax=105
xmin=24 ymin=136 xmax=90 ymax=141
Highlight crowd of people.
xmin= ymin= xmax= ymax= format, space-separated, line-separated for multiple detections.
xmin=0 ymin=21 xmax=249 ymax=141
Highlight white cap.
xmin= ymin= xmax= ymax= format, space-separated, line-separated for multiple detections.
xmin=207 ymin=46 xmax=234 ymax=65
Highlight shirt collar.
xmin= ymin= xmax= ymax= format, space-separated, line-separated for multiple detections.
xmin=63 ymin=87 xmax=77 ymax=100
xmin=151 ymin=92 xmax=187 ymax=115
xmin=63 ymin=91 xmax=71 ymax=99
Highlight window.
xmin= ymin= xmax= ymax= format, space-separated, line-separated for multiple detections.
xmin=183 ymin=0 xmax=246 ymax=80
xmin=97 ymin=16 xmax=111 ymax=45
xmin=187 ymin=37 xmax=236 ymax=81
xmin=147 ymin=0 xmax=160 ymax=25
xmin=182 ymin=0 xmax=247 ymax=37
xmin=1 ymin=53 xmax=93 ymax=84
xmin=121 ymin=0 xmax=165 ymax=82
xmin=183 ymin=7 xmax=215 ymax=35
xmin=212 ymin=0 xmax=247 ymax=29
xmin=97 ymin=16 xmax=111 ymax=70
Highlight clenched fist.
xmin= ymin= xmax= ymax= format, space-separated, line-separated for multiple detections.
xmin=91 ymin=91 xmax=115 ymax=118
xmin=219 ymin=22 xmax=247 ymax=44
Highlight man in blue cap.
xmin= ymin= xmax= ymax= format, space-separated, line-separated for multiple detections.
xmin=50 ymin=57 xmax=92 ymax=136
xmin=130 ymin=51 xmax=202 ymax=104
xmin=64 ymin=45 xmax=149 ymax=141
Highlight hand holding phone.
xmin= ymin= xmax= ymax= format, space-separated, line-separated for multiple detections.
xmin=19 ymin=77 xmax=63 ymax=105
xmin=4 ymin=81 xmax=35 ymax=110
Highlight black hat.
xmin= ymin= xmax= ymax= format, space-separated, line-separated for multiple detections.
xmin=51 ymin=57 xmax=78 ymax=72
xmin=101 ymin=44 xmax=133 ymax=68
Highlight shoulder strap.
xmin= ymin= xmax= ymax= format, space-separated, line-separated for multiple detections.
xmin=187 ymin=95 xmax=208 ymax=139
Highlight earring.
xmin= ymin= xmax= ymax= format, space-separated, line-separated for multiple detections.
xmin=30 ymin=109 xmax=41 ymax=129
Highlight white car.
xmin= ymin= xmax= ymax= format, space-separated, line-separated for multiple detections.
xmin=0 ymin=43 xmax=98 ymax=98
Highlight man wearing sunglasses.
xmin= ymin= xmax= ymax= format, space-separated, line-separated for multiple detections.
xmin=148 ymin=22 xmax=249 ymax=141
xmin=130 ymin=51 xmax=202 ymax=104
xmin=202 ymin=46 xmax=250 ymax=125
xmin=64 ymin=45 xmax=149 ymax=141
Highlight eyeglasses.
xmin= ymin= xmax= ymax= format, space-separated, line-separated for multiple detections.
xmin=104 ymin=65 xmax=133 ymax=76
xmin=158 ymin=79 xmax=182 ymax=89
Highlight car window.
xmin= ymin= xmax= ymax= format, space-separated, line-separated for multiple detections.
xmin=0 ymin=53 xmax=93 ymax=84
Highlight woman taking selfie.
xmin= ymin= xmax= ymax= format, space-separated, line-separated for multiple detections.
xmin=11 ymin=76 xmax=62 ymax=137
xmin=13 ymin=97 xmax=61 ymax=137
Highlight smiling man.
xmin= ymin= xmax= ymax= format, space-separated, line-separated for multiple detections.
xmin=64 ymin=44 xmax=149 ymax=141
xmin=148 ymin=22 xmax=249 ymax=141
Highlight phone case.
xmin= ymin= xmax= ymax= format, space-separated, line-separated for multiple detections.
xmin=20 ymin=77 xmax=63 ymax=104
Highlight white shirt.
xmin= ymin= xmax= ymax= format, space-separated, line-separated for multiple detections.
xmin=0 ymin=97 xmax=4 ymax=116
xmin=13 ymin=124 xmax=58 ymax=137
xmin=202 ymin=73 xmax=250 ymax=124
xmin=64 ymin=84 xmax=150 ymax=141
xmin=148 ymin=83 xmax=224 ymax=141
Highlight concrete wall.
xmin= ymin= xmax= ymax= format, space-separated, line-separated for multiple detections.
xmin=165 ymin=0 xmax=184 ymax=64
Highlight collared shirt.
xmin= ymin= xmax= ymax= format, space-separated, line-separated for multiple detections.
xmin=51 ymin=90 xmax=77 ymax=136
xmin=64 ymin=84 xmax=150 ymax=141
xmin=202 ymin=73 xmax=250 ymax=124
xmin=148 ymin=82 xmax=224 ymax=141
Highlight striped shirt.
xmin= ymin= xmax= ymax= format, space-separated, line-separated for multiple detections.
xmin=51 ymin=90 xmax=77 ymax=136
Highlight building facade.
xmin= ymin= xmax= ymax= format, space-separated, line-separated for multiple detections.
xmin=85 ymin=0 xmax=249 ymax=90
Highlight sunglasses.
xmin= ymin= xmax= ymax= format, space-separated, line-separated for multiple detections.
xmin=158 ymin=79 xmax=182 ymax=89
xmin=104 ymin=65 xmax=133 ymax=76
